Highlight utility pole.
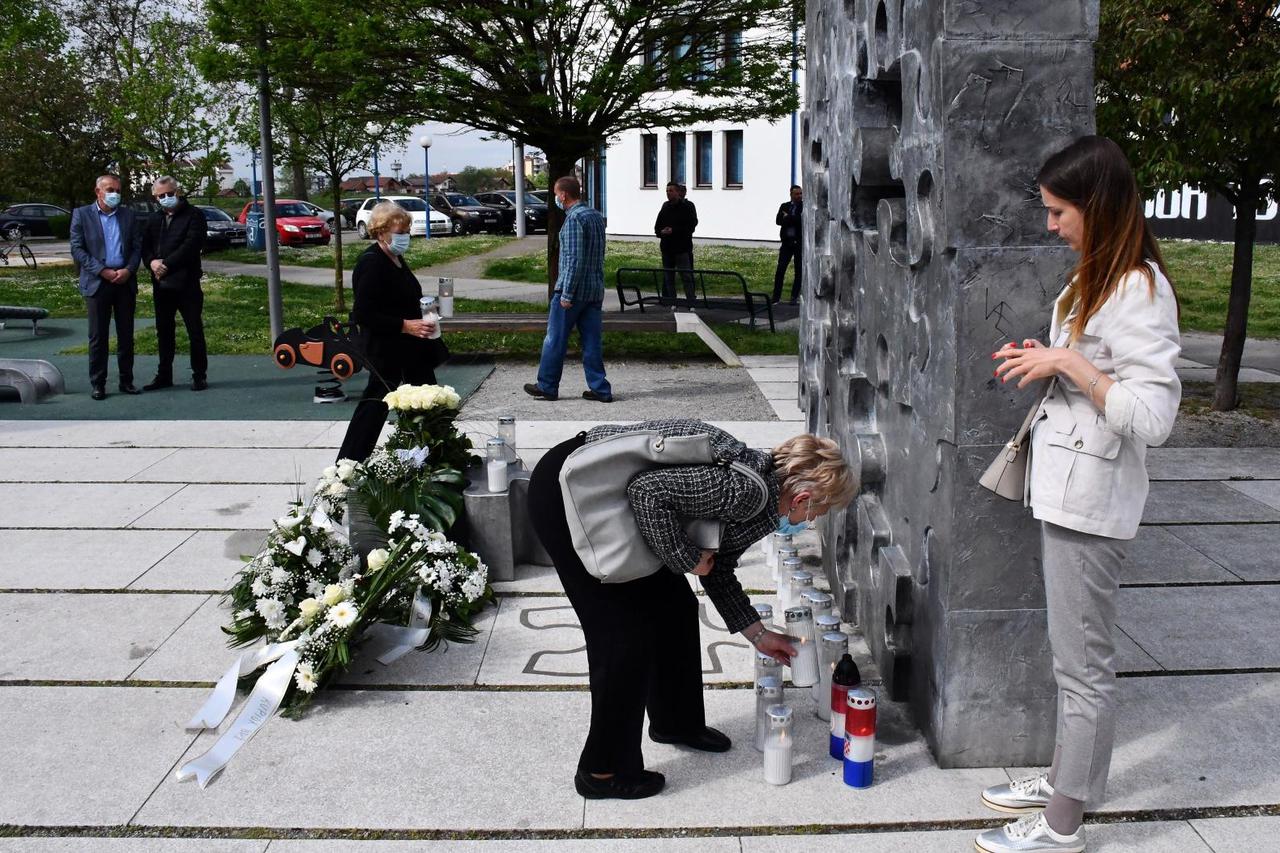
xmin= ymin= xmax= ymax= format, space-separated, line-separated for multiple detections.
xmin=514 ymin=141 xmax=527 ymax=238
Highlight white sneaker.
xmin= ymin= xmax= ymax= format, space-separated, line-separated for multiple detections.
xmin=982 ymin=774 xmax=1054 ymax=814
xmin=975 ymin=813 xmax=1085 ymax=853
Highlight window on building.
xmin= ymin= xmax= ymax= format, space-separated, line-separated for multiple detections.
xmin=724 ymin=30 xmax=743 ymax=69
xmin=669 ymin=133 xmax=687 ymax=185
xmin=692 ymin=38 xmax=717 ymax=83
xmin=642 ymin=134 xmax=659 ymax=187
xmin=695 ymin=131 xmax=713 ymax=188
xmin=724 ymin=130 xmax=744 ymax=187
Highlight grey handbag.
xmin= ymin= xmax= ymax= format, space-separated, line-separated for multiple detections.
xmin=559 ymin=430 xmax=770 ymax=583
xmin=979 ymin=380 xmax=1055 ymax=501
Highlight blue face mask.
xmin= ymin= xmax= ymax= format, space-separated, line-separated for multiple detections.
xmin=554 ymin=196 xmax=565 ymax=211
xmin=103 ymin=192 xmax=121 ymax=209
xmin=158 ymin=195 xmax=179 ymax=209
xmin=388 ymin=233 xmax=411 ymax=255
xmin=777 ymin=515 xmax=810 ymax=536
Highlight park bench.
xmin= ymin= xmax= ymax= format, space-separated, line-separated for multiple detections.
xmin=0 ymin=305 xmax=50 ymax=335
xmin=614 ymin=267 xmax=776 ymax=332
xmin=446 ymin=310 xmax=742 ymax=366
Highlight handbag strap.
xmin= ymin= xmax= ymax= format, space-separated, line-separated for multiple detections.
xmin=1011 ymin=377 xmax=1058 ymax=447
xmin=725 ymin=460 xmax=771 ymax=517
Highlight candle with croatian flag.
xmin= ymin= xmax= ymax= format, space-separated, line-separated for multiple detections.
xmin=784 ymin=606 xmax=819 ymax=687
xmin=762 ymin=704 xmax=794 ymax=785
xmin=754 ymin=675 xmax=783 ymax=751
xmin=843 ymin=687 xmax=877 ymax=788
xmin=830 ymin=652 xmax=860 ymax=759
xmin=814 ymin=631 xmax=848 ymax=718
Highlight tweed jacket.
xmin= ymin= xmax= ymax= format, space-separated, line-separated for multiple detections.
xmin=585 ymin=419 xmax=779 ymax=634
xmin=1027 ymin=263 xmax=1181 ymax=539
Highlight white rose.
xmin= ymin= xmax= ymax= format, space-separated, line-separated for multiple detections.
xmin=366 ymin=548 xmax=390 ymax=572
xmin=336 ymin=462 xmax=356 ymax=481
xmin=322 ymin=583 xmax=346 ymax=606
xmin=299 ymin=597 xmax=322 ymax=623
xmin=321 ymin=465 xmax=338 ymax=481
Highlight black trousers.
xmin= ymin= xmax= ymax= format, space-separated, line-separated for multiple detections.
xmin=85 ymin=282 xmax=136 ymax=388
xmin=153 ymin=284 xmax=208 ymax=382
xmin=772 ymin=238 xmax=802 ymax=303
xmin=660 ymin=249 xmax=696 ymax=303
xmin=336 ymin=348 xmax=437 ymax=463
xmin=529 ymin=434 xmax=707 ymax=777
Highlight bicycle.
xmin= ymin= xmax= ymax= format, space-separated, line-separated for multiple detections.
xmin=0 ymin=222 xmax=37 ymax=268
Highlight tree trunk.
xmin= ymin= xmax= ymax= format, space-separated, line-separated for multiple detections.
xmin=1212 ymin=182 xmax=1260 ymax=411
xmin=331 ymin=178 xmax=346 ymax=315
xmin=544 ymin=154 xmax=579 ymax=301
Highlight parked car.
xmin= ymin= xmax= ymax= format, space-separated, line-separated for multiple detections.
xmin=197 ymin=205 xmax=248 ymax=252
xmin=430 ymin=192 xmax=505 ymax=235
xmin=339 ymin=197 xmax=366 ymax=228
xmin=0 ymin=203 xmax=70 ymax=237
xmin=297 ymin=200 xmax=338 ymax=229
xmin=124 ymin=199 xmax=164 ymax=231
xmin=475 ymin=191 xmax=547 ymax=233
xmin=353 ymin=195 xmax=450 ymax=239
xmin=529 ymin=190 xmax=550 ymax=205
xmin=236 ymin=199 xmax=331 ymax=246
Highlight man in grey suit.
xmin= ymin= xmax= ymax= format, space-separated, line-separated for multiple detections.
xmin=70 ymin=174 xmax=143 ymax=400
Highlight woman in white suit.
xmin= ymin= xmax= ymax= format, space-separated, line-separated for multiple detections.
xmin=977 ymin=136 xmax=1182 ymax=853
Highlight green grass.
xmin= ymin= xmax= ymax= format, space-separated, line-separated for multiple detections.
xmin=0 ymin=266 xmax=794 ymax=358
xmin=207 ymin=234 xmax=515 ymax=272
xmin=1161 ymin=241 xmax=1280 ymax=338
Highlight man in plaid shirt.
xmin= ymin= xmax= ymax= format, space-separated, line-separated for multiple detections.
xmin=524 ymin=176 xmax=614 ymax=403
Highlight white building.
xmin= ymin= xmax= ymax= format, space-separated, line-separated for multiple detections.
xmin=602 ymin=44 xmax=804 ymax=243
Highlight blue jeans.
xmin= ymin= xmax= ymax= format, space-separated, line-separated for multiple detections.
xmin=536 ymin=296 xmax=611 ymax=398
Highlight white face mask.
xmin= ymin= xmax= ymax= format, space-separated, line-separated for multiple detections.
xmin=387 ymin=232 xmax=411 ymax=255
xmin=102 ymin=191 xmax=121 ymax=209
xmin=158 ymin=195 xmax=179 ymax=209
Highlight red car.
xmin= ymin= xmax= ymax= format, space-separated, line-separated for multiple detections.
xmin=237 ymin=199 xmax=331 ymax=246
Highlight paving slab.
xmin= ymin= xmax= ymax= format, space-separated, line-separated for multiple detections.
xmin=1145 ymin=447 xmax=1280 ymax=481
xmin=1141 ymin=481 xmax=1280 ymax=524
xmin=489 ymin=562 xmax=566 ymax=594
xmin=1113 ymin=626 xmax=1162 ymax=673
xmin=305 ymin=420 xmax=351 ymax=448
xmin=338 ymin=604 xmax=498 ymax=687
xmin=1224 ymin=480 xmax=1280 ymax=512
xmin=0 ymin=529 xmax=190 ymax=589
xmin=582 ymin=688 xmax=1007 ymax=829
xmin=135 ymin=690 xmax=587 ymax=830
xmin=1105 ymin=674 xmax=1280 ymax=811
xmin=129 ymin=484 xmax=303 ymax=529
xmin=0 ymin=592 xmax=208 ymax=680
xmin=1123 ymin=526 xmax=1236 ymax=585
xmin=1166 ymin=524 xmax=1280 ymax=581
xmin=747 ymin=368 xmax=800 ymax=383
xmin=743 ymin=821 xmax=1212 ymax=852
xmin=129 ymin=595 xmax=247 ymax=682
xmin=0 ymin=447 xmax=176 ymax=482
xmin=129 ymin=448 xmax=336 ymax=484
xmin=1190 ymin=815 xmax=1280 ymax=850
xmin=1117 ymin=585 xmax=1280 ymax=671
xmin=0 ymin=686 xmax=202 ymax=825
xmin=476 ymin=595 xmax=756 ymax=685
xmin=272 ymin=839 xmax=738 ymax=853
xmin=756 ymin=381 xmax=800 ymax=400
xmin=131 ymin=529 xmax=268 ymax=591
xmin=767 ymin=400 xmax=805 ymax=422
xmin=741 ymin=356 xmax=800 ymax=368
xmin=0 ymin=483 xmax=183 ymax=528
xmin=0 ymin=420 xmax=337 ymax=448
xmin=0 ymin=842 xmax=266 ymax=853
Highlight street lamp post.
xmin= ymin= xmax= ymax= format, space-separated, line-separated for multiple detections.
xmin=250 ymin=149 xmax=260 ymax=203
xmin=366 ymin=122 xmax=382 ymax=201
xmin=419 ymin=134 xmax=433 ymax=240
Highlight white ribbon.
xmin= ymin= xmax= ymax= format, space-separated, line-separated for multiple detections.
xmin=176 ymin=647 xmax=300 ymax=788
xmin=183 ymin=641 xmax=300 ymax=731
xmin=361 ymin=587 xmax=434 ymax=665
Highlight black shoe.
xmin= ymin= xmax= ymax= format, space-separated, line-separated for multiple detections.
xmin=523 ymin=382 xmax=557 ymax=401
xmin=788 ymin=298 xmax=800 ymax=305
xmin=118 ymin=383 xmax=141 ymax=395
xmin=649 ymin=725 xmax=732 ymax=753
xmin=90 ymin=386 xmax=106 ymax=401
xmin=574 ymin=769 xmax=665 ymax=800
xmin=582 ymin=390 xmax=613 ymax=403
xmin=192 ymin=378 xmax=208 ymax=391
xmin=143 ymin=377 xmax=173 ymax=392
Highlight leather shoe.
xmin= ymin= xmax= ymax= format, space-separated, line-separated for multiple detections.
xmin=90 ymin=386 xmax=106 ymax=401
xmin=118 ymin=383 xmax=141 ymax=395
xmin=143 ymin=377 xmax=173 ymax=392
xmin=523 ymin=382 xmax=557 ymax=401
xmin=582 ymin=390 xmax=613 ymax=403
xmin=192 ymin=378 xmax=208 ymax=391
xmin=574 ymin=769 xmax=665 ymax=800
xmin=649 ymin=725 xmax=732 ymax=753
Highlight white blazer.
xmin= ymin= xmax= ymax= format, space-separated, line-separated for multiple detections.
xmin=1027 ymin=263 xmax=1182 ymax=539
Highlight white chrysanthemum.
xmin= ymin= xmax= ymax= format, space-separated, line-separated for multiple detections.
xmin=306 ymin=548 xmax=325 ymax=568
xmin=250 ymin=578 xmax=269 ymax=597
xmin=366 ymin=549 xmax=390 ymax=572
xmin=324 ymin=481 xmax=348 ymax=498
xmin=255 ymin=598 xmax=284 ymax=625
xmin=269 ymin=567 xmax=290 ymax=585
xmin=426 ymin=539 xmax=454 ymax=555
xmin=306 ymin=580 xmax=325 ymax=598
xmin=326 ymin=601 xmax=358 ymax=628
xmin=294 ymin=663 xmax=318 ymax=693
xmin=321 ymin=465 xmax=338 ymax=481
xmin=322 ymin=583 xmax=346 ymax=606
xmin=388 ymin=510 xmax=406 ymax=531
xmin=336 ymin=461 xmax=356 ymax=481
xmin=282 ymin=536 xmax=307 ymax=557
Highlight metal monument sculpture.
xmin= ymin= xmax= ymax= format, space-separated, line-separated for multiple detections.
xmin=801 ymin=0 xmax=1099 ymax=766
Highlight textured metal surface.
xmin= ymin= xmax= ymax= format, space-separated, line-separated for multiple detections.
xmin=464 ymin=463 xmax=552 ymax=581
xmin=802 ymin=0 xmax=1098 ymax=767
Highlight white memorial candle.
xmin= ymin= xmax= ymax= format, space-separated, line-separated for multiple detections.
xmin=762 ymin=705 xmax=794 ymax=785
xmin=486 ymin=459 xmax=508 ymax=492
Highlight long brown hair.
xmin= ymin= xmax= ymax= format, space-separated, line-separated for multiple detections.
xmin=1037 ymin=136 xmax=1177 ymax=340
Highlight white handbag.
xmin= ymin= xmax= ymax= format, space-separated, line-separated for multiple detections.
xmin=559 ymin=430 xmax=770 ymax=583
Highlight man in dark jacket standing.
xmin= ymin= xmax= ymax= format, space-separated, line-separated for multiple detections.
xmin=654 ymin=182 xmax=698 ymax=302
xmin=69 ymin=174 xmax=143 ymax=400
xmin=772 ymin=185 xmax=803 ymax=304
xmin=141 ymin=176 xmax=208 ymax=391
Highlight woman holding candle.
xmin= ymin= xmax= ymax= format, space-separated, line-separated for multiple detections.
xmin=528 ymin=419 xmax=857 ymax=799
xmin=337 ymin=201 xmax=449 ymax=462
xmin=978 ymin=137 xmax=1181 ymax=853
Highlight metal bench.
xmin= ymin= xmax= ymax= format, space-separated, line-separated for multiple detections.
xmin=615 ymin=267 xmax=776 ymax=331
xmin=0 ymin=305 xmax=50 ymax=335
xmin=446 ymin=310 xmax=742 ymax=366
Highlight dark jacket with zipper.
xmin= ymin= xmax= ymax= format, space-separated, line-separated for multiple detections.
xmin=141 ymin=199 xmax=204 ymax=290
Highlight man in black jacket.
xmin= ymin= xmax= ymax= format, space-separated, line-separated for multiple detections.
xmin=772 ymin=185 xmax=803 ymax=304
xmin=654 ymin=182 xmax=698 ymax=302
xmin=141 ymin=177 xmax=208 ymax=391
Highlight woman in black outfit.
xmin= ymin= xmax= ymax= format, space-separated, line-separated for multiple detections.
xmin=337 ymin=202 xmax=448 ymax=462
xmin=528 ymin=419 xmax=857 ymax=800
